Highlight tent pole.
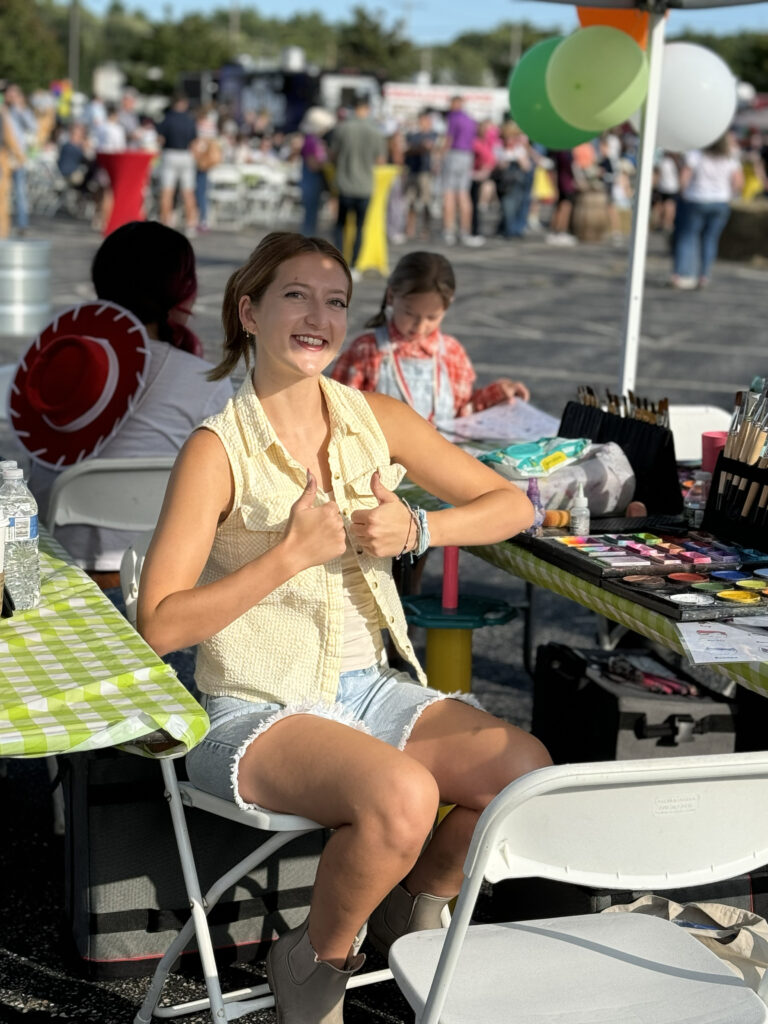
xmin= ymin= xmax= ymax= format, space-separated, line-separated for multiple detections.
xmin=618 ymin=8 xmax=667 ymax=396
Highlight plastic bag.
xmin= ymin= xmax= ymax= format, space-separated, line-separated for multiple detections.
xmin=604 ymin=894 xmax=768 ymax=1000
xmin=479 ymin=436 xmax=590 ymax=478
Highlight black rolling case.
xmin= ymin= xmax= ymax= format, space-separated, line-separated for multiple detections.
xmin=489 ymin=643 xmax=768 ymax=922
xmin=63 ymin=748 xmax=323 ymax=978
xmin=531 ymin=642 xmax=737 ymax=762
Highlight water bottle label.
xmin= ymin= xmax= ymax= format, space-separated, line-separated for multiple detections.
xmin=7 ymin=514 xmax=38 ymax=542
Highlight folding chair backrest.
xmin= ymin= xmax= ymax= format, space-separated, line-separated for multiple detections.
xmin=469 ymin=751 xmax=768 ymax=893
xmin=119 ymin=529 xmax=154 ymax=627
xmin=45 ymin=456 xmax=175 ymax=534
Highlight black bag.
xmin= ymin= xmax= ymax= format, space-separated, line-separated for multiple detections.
xmin=531 ymin=642 xmax=736 ymax=763
xmin=63 ymin=749 xmax=323 ymax=978
xmin=558 ymin=401 xmax=683 ymax=514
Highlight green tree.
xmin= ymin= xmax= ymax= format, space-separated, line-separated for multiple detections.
xmin=336 ymin=6 xmax=418 ymax=79
xmin=0 ymin=0 xmax=65 ymax=92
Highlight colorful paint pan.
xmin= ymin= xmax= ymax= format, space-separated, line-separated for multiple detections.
xmin=668 ymin=593 xmax=715 ymax=606
xmin=753 ymin=568 xmax=768 ymax=580
xmin=711 ymin=570 xmax=750 ymax=581
xmin=623 ymin=575 xmax=667 ymax=588
xmin=667 ymin=572 xmax=707 ymax=584
xmin=735 ymin=578 xmax=767 ymax=590
xmin=716 ymin=590 xmax=762 ymax=604
xmin=691 ymin=581 xmax=729 ymax=593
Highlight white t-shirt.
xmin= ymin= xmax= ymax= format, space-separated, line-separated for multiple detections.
xmin=682 ymin=151 xmax=741 ymax=203
xmin=657 ymin=155 xmax=679 ymax=195
xmin=31 ymin=340 xmax=234 ymax=570
xmin=95 ymin=119 xmax=127 ymax=153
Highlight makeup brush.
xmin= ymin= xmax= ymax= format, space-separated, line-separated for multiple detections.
xmin=742 ymin=447 xmax=768 ymax=521
xmin=716 ymin=391 xmax=745 ymax=511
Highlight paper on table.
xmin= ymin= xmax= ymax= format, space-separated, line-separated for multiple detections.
xmin=442 ymin=402 xmax=560 ymax=445
xmin=676 ymin=621 xmax=768 ymax=664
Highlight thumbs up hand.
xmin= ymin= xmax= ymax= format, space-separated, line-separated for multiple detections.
xmin=283 ymin=470 xmax=347 ymax=571
xmin=350 ymin=470 xmax=414 ymax=558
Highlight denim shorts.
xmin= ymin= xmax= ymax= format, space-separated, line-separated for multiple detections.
xmin=186 ymin=663 xmax=480 ymax=812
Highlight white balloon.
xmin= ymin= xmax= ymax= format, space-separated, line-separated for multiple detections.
xmin=630 ymin=42 xmax=737 ymax=152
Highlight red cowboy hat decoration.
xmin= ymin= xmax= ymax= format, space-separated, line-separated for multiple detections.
xmin=9 ymin=301 xmax=151 ymax=469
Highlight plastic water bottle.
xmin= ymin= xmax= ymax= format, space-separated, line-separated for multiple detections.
xmin=683 ymin=470 xmax=711 ymax=529
xmin=0 ymin=467 xmax=40 ymax=610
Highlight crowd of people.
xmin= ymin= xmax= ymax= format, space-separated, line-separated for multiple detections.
xmin=2 ymin=79 xmax=768 ymax=280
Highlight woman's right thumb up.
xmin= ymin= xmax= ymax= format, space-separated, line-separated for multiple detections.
xmin=293 ymin=469 xmax=317 ymax=510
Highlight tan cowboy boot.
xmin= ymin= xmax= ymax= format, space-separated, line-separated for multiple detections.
xmin=366 ymin=882 xmax=451 ymax=957
xmin=266 ymin=918 xmax=365 ymax=1024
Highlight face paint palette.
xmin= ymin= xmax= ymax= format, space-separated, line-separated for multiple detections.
xmin=519 ymin=532 xmax=743 ymax=582
xmin=603 ymin=572 xmax=768 ymax=620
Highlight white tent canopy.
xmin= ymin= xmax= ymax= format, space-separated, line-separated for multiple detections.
xmin=532 ymin=0 xmax=763 ymax=394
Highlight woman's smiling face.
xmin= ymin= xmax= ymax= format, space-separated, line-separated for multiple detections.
xmin=241 ymin=253 xmax=350 ymax=381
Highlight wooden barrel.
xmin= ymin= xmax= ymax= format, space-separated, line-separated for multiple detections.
xmin=571 ymin=189 xmax=610 ymax=243
xmin=718 ymin=199 xmax=768 ymax=262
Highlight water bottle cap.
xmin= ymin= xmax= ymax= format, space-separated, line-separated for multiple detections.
xmin=3 ymin=468 xmax=23 ymax=480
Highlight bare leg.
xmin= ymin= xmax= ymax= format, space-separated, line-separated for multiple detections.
xmin=159 ymin=186 xmax=174 ymax=226
xmin=402 ymin=699 xmax=551 ymax=897
xmin=551 ymin=198 xmax=573 ymax=235
xmin=181 ymin=187 xmax=198 ymax=230
xmin=237 ymin=715 xmax=440 ymax=967
xmin=458 ymin=189 xmax=473 ymax=237
xmin=442 ymin=189 xmax=456 ymax=235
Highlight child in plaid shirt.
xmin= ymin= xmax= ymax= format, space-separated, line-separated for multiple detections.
xmin=331 ymin=251 xmax=529 ymax=427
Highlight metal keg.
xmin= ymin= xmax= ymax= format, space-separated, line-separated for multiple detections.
xmin=0 ymin=240 xmax=51 ymax=336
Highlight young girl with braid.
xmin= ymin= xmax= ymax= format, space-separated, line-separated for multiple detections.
xmin=138 ymin=232 xmax=549 ymax=1023
xmin=332 ymin=251 xmax=530 ymax=428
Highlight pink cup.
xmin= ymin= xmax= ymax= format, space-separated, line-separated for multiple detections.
xmin=702 ymin=430 xmax=728 ymax=474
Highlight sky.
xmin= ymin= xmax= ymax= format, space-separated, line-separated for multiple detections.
xmin=83 ymin=0 xmax=768 ymax=47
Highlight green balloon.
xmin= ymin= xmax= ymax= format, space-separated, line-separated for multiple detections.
xmin=509 ymin=38 xmax=597 ymax=150
xmin=546 ymin=26 xmax=649 ymax=133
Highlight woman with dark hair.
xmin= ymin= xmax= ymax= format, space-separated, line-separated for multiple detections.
xmin=17 ymin=221 xmax=233 ymax=579
xmin=91 ymin=219 xmax=204 ymax=355
xmin=671 ymin=133 xmax=744 ymax=289
xmin=137 ymin=230 xmax=549 ymax=1023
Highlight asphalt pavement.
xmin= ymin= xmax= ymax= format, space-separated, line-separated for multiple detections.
xmin=1 ymin=208 xmax=766 ymax=1022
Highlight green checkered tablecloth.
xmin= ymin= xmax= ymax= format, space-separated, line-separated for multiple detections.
xmin=398 ymin=481 xmax=768 ymax=700
xmin=0 ymin=536 xmax=209 ymax=759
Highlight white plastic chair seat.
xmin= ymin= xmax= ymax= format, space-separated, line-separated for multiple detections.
xmin=391 ymin=912 xmax=766 ymax=1024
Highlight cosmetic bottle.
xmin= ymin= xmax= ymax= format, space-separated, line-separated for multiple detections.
xmin=569 ymin=482 xmax=590 ymax=536
xmin=525 ymin=477 xmax=545 ymax=536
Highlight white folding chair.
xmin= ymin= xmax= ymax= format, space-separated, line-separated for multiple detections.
xmin=668 ymin=404 xmax=732 ymax=462
xmin=390 ymin=751 xmax=768 ymax=1024
xmin=206 ymin=165 xmax=246 ymax=229
xmin=45 ymin=456 xmax=176 ymax=547
xmin=118 ymin=536 xmax=393 ymax=1023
